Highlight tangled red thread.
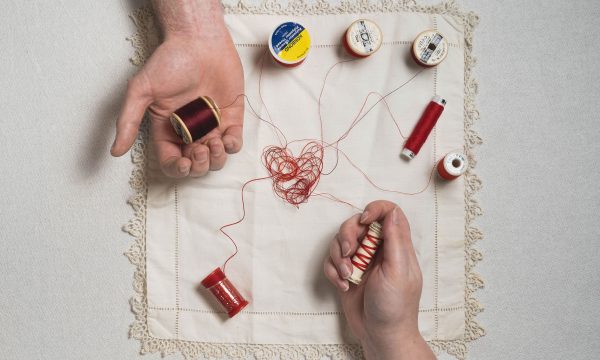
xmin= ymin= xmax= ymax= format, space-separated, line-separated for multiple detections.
xmin=262 ymin=141 xmax=324 ymax=206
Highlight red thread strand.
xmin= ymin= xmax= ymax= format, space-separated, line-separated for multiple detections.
xmin=213 ymin=53 xmax=436 ymax=270
xmin=351 ymin=232 xmax=383 ymax=271
xmin=262 ymin=141 xmax=324 ymax=206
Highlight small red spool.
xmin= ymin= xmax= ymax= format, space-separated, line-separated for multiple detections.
xmin=169 ymin=96 xmax=221 ymax=144
xmin=437 ymin=152 xmax=468 ymax=180
xmin=201 ymin=268 xmax=249 ymax=318
xmin=268 ymin=22 xmax=311 ymax=67
xmin=401 ymin=95 xmax=446 ymax=160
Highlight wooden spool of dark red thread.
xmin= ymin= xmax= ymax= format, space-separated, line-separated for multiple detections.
xmin=169 ymin=96 xmax=221 ymax=144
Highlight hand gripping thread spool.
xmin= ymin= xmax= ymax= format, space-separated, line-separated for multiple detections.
xmin=343 ymin=19 xmax=383 ymax=58
xmin=169 ymin=96 xmax=221 ymax=144
xmin=349 ymin=222 xmax=383 ymax=285
xmin=411 ymin=29 xmax=448 ymax=67
xmin=437 ymin=152 xmax=468 ymax=180
xmin=268 ymin=22 xmax=311 ymax=67
xmin=201 ymin=268 xmax=249 ymax=318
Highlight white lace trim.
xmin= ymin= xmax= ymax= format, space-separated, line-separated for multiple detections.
xmin=124 ymin=1 xmax=483 ymax=359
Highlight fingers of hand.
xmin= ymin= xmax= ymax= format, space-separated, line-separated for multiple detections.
xmin=151 ymin=116 xmax=191 ymax=177
xmin=381 ymin=206 xmax=416 ymax=268
xmin=112 ymin=75 xmax=152 ymax=157
xmin=207 ymin=138 xmax=227 ymax=170
xmin=330 ymin=235 xmax=353 ymax=280
xmin=359 ymin=200 xmax=398 ymax=225
xmin=324 ymin=257 xmax=350 ymax=292
xmin=184 ymin=143 xmax=210 ymax=177
xmin=159 ymin=154 xmax=192 ymax=178
xmin=338 ymin=214 xmax=366 ymax=258
xmin=222 ymin=124 xmax=243 ymax=154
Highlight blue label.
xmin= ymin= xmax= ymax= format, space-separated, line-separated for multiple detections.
xmin=271 ymin=22 xmax=306 ymax=54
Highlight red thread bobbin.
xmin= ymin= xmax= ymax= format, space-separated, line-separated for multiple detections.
xmin=437 ymin=152 xmax=468 ymax=180
xmin=401 ymin=95 xmax=446 ymax=160
xmin=201 ymin=268 xmax=249 ymax=318
xmin=349 ymin=222 xmax=383 ymax=285
xmin=169 ymin=96 xmax=221 ymax=144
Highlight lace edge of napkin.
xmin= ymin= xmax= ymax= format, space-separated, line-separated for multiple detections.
xmin=123 ymin=1 xmax=483 ymax=359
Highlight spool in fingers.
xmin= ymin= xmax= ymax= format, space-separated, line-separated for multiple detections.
xmin=349 ymin=222 xmax=383 ymax=285
xmin=170 ymin=96 xmax=221 ymax=144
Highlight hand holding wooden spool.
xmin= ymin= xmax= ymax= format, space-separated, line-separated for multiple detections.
xmin=169 ymin=96 xmax=222 ymax=144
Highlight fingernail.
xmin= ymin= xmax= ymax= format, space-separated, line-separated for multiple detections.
xmin=341 ymin=264 xmax=352 ymax=279
xmin=111 ymin=139 xmax=116 ymax=151
xmin=393 ymin=207 xmax=400 ymax=225
xmin=223 ymin=142 xmax=234 ymax=152
xmin=342 ymin=242 xmax=351 ymax=257
xmin=178 ymin=164 xmax=188 ymax=174
xmin=194 ymin=150 xmax=208 ymax=163
xmin=360 ymin=211 xmax=369 ymax=224
xmin=341 ymin=281 xmax=349 ymax=292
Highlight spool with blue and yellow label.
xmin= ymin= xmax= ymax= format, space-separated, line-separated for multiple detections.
xmin=268 ymin=22 xmax=311 ymax=67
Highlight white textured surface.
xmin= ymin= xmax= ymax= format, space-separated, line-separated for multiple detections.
xmin=0 ymin=1 xmax=599 ymax=360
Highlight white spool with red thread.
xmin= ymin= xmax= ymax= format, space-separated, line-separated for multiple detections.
xmin=349 ymin=221 xmax=383 ymax=285
xmin=437 ymin=152 xmax=468 ymax=180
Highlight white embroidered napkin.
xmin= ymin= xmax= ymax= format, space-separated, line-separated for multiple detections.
xmin=126 ymin=4 xmax=483 ymax=359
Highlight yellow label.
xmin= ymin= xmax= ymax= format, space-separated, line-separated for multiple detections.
xmin=277 ymin=29 xmax=310 ymax=62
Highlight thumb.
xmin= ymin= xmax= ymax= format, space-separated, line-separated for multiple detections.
xmin=111 ymin=74 xmax=152 ymax=157
xmin=381 ymin=207 xmax=413 ymax=268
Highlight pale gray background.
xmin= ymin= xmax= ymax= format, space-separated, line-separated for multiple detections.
xmin=1 ymin=0 xmax=599 ymax=359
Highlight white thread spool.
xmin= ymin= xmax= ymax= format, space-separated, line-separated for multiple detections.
xmin=343 ymin=19 xmax=383 ymax=57
xmin=411 ymin=29 xmax=448 ymax=67
xmin=437 ymin=152 xmax=468 ymax=180
xmin=349 ymin=222 xmax=383 ymax=285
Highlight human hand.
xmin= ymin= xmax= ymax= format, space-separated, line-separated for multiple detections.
xmin=324 ymin=200 xmax=435 ymax=360
xmin=111 ymin=7 xmax=244 ymax=178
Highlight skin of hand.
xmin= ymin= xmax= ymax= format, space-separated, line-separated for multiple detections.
xmin=110 ymin=0 xmax=244 ymax=178
xmin=324 ymin=200 xmax=436 ymax=360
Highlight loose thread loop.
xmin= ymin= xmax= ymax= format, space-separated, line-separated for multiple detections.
xmin=216 ymin=54 xmax=435 ymax=271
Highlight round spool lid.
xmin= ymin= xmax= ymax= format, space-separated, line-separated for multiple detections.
xmin=345 ymin=19 xmax=383 ymax=57
xmin=443 ymin=152 xmax=468 ymax=177
xmin=268 ymin=22 xmax=311 ymax=66
xmin=412 ymin=29 xmax=448 ymax=66
xmin=169 ymin=113 xmax=193 ymax=144
xmin=228 ymin=298 xmax=249 ymax=318
xmin=201 ymin=267 xmax=226 ymax=288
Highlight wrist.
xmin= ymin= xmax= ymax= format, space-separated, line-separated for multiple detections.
xmin=361 ymin=329 xmax=432 ymax=360
xmin=152 ymin=0 xmax=227 ymax=40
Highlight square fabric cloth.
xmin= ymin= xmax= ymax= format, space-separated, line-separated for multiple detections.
xmin=125 ymin=1 xmax=483 ymax=359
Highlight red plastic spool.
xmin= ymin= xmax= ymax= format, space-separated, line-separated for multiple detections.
xmin=201 ymin=268 xmax=249 ymax=318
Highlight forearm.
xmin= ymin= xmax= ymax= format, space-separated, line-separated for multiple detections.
xmin=361 ymin=331 xmax=436 ymax=360
xmin=151 ymin=0 xmax=226 ymax=38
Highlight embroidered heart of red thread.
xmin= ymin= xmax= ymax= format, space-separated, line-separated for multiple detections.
xmin=262 ymin=141 xmax=324 ymax=206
